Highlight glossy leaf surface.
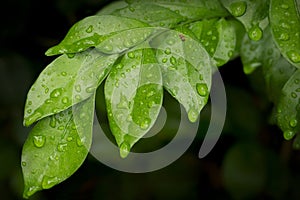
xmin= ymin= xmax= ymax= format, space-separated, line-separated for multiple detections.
xmin=24 ymin=49 xmax=118 ymax=126
xmin=270 ymin=0 xmax=300 ymax=68
xmin=155 ymin=27 xmax=212 ymax=122
xmin=22 ymin=95 xmax=95 ymax=198
xmin=105 ymin=44 xmax=163 ymax=158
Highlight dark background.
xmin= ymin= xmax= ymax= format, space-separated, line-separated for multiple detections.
xmin=1 ymin=0 xmax=300 ymax=199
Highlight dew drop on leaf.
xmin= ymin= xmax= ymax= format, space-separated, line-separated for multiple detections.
xmin=140 ymin=118 xmax=151 ymax=130
xmin=248 ymin=25 xmax=263 ymax=41
xmin=21 ymin=162 xmax=27 ymax=167
xmin=128 ymin=52 xmax=135 ymax=58
xmin=170 ymin=56 xmax=177 ymax=65
xmin=57 ymin=143 xmax=67 ymax=152
xmin=75 ymin=85 xmax=81 ymax=93
xmin=33 ymin=135 xmax=46 ymax=148
xmin=50 ymin=88 xmax=63 ymax=98
xmin=86 ymin=25 xmax=93 ymax=33
xmin=67 ymin=53 xmax=75 ymax=59
xmin=49 ymin=115 xmax=56 ymax=128
xmin=279 ymin=33 xmax=290 ymax=41
xmin=287 ymin=51 xmax=300 ymax=63
xmin=284 ymin=130 xmax=295 ymax=140
xmin=42 ymin=176 xmax=59 ymax=189
xmin=229 ymin=1 xmax=247 ymax=17
xmin=196 ymin=83 xmax=208 ymax=96
xmin=164 ymin=48 xmax=171 ymax=55
xmin=188 ymin=108 xmax=198 ymax=122
xmin=120 ymin=142 xmax=130 ymax=158
xmin=289 ymin=119 xmax=298 ymax=128
xmin=62 ymin=97 xmax=69 ymax=104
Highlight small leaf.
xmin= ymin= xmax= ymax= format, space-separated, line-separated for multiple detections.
xmin=270 ymin=0 xmax=300 ymax=68
xmin=154 ymin=27 xmax=212 ymax=122
xmin=105 ymin=44 xmax=163 ymax=157
xmin=276 ymin=69 xmax=300 ymax=140
xmin=111 ymin=3 xmax=186 ymax=28
xmin=241 ymin=27 xmax=281 ymax=74
xmin=221 ymin=0 xmax=270 ymax=41
xmin=45 ymin=15 xmax=151 ymax=56
xmin=22 ymin=95 xmax=95 ymax=198
xmin=126 ymin=0 xmax=229 ymax=20
xmin=188 ymin=18 xmax=236 ymax=66
xmin=24 ymin=49 xmax=118 ymax=126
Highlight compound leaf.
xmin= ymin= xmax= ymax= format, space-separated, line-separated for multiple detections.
xmin=22 ymin=95 xmax=95 ymax=198
xmin=105 ymin=44 xmax=163 ymax=158
xmin=24 ymin=49 xmax=118 ymax=126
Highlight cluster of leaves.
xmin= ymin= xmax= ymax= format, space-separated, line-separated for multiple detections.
xmin=21 ymin=0 xmax=300 ymax=198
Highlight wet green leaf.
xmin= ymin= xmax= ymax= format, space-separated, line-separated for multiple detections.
xmin=96 ymin=1 xmax=128 ymax=15
xmin=126 ymin=0 xmax=229 ymax=21
xmin=221 ymin=0 xmax=269 ymax=41
xmin=21 ymin=95 xmax=95 ymax=198
xmin=188 ymin=18 xmax=236 ymax=66
xmin=263 ymin=56 xmax=296 ymax=104
xmin=276 ymin=69 xmax=300 ymax=140
xmin=270 ymin=0 xmax=300 ymax=68
xmin=111 ymin=3 xmax=185 ymax=28
xmin=24 ymin=49 xmax=118 ymax=127
xmin=105 ymin=44 xmax=163 ymax=158
xmin=154 ymin=27 xmax=212 ymax=122
xmin=45 ymin=15 xmax=151 ymax=56
xmin=241 ymin=27 xmax=281 ymax=74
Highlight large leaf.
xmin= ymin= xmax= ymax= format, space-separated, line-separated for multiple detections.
xmin=154 ymin=27 xmax=212 ymax=122
xmin=188 ymin=18 xmax=236 ymax=66
xmin=276 ymin=69 xmax=300 ymax=140
xmin=221 ymin=0 xmax=269 ymax=41
xmin=45 ymin=15 xmax=151 ymax=56
xmin=105 ymin=44 xmax=163 ymax=158
xmin=241 ymin=27 xmax=281 ymax=74
xmin=126 ymin=0 xmax=229 ymax=20
xmin=24 ymin=49 xmax=118 ymax=127
xmin=96 ymin=1 xmax=128 ymax=15
xmin=111 ymin=2 xmax=186 ymax=28
xmin=270 ymin=0 xmax=300 ymax=68
xmin=21 ymin=95 xmax=95 ymax=198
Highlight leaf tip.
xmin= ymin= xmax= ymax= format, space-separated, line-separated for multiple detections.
xmin=120 ymin=142 xmax=130 ymax=158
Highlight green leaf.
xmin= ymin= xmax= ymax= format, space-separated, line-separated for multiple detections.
xmin=276 ymin=69 xmax=300 ymax=140
xmin=154 ymin=27 xmax=212 ymax=122
xmin=221 ymin=0 xmax=269 ymax=41
xmin=24 ymin=49 xmax=118 ymax=127
xmin=126 ymin=0 xmax=229 ymax=21
xmin=263 ymin=56 xmax=296 ymax=104
xmin=21 ymin=95 xmax=95 ymax=198
xmin=111 ymin=3 xmax=186 ymax=28
xmin=188 ymin=18 xmax=236 ymax=66
xmin=241 ymin=27 xmax=281 ymax=74
xmin=105 ymin=44 xmax=163 ymax=158
xmin=45 ymin=15 xmax=151 ymax=56
xmin=96 ymin=1 xmax=128 ymax=15
xmin=270 ymin=0 xmax=300 ymax=68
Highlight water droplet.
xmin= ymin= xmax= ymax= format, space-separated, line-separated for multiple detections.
xmin=284 ymin=130 xmax=295 ymax=140
xmin=50 ymin=88 xmax=63 ymax=98
xmin=140 ymin=118 xmax=151 ymax=130
xmin=57 ymin=143 xmax=67 ymax=152
xmin=28 ymin=101 xmax=32 ymax=105
xmin=291 ymin=92 xmax=298 ymax=98
xmin=75 ymin=95 xmax=82 ymax=101
xmin=76 ymin=136 xmax=84 ymax=147
xmin=129 ymin=6 xmax=135 ymax=12
xmin=86 ymin=25 xmax=93 ymax=33
xmin=33 ymin=135 xmax=46 ymax=148
xmin=103 ymin=44 xmax=113 ymax=52
xmin=164 ymin=48 xmax=171 ymax=55
xmin=281 ymin=4 xmax=289 ymax=9
xmin=188 ymin=108 xmax=198 ymax=122
xmin=49 ymin=115 xmax=56 ymax=128
xmin=61 ymin=72 xmax=67 ymax=77
xmin=21 ymin=161 xmax=27 ymax=167
xmin=279 ymin=33 xmax=290 ymax=41
xmin=128 ymin=52 xmax=135 ymax=58
xmin=287 ymin=51 xmax=300 ymax=63
xmin=196 ymin=83 xmax=208 ymax=96
xmin=229 ymin=1 xmax=247 ymax=17
xmin=162 ymin=58 xmax=168 ymax=63
xmin=67 ymin=53 xmax=75 ymax=59
xmin=27 ymin=109 xmax=32 ymax=114
xmin=42 ymin=175 xmax=59 ymax=189
xmin=86 ymin=87 xmax=94 ymax=93
xmin=207 ymin=30 xmax=212 ymax=36
xmin=120 ymin=142 xmax=130 ymax=158
xmin=290 ymin=119 xmax=298 ymax=128
xmin=248 ymin=25 xmax=263 ymax=41
xmin=170 ymin=56 xmax=177 ymax=65
xmin=67 ymin=136 xmax=73 ymax=142
xmin=62 ymin=97 xmax=69 ymax=104
xmin=75 ymin=85 xmax=81 ymax=92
